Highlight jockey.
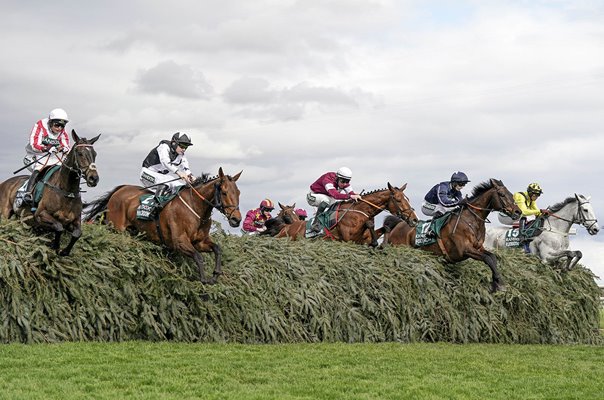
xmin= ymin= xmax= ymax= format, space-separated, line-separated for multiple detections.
xmin=295 ymin=208 xmax=308 ymax=221
xmin=514 ymin=183 xmax=548 ymax=253
xmin=22 ymin=108 xmax=71 ymax=204
xmin=307 ymin=167 xmax=361 ymax=232
xmin=242 ymin=199 xmax=274 ymax=233
xmin=422 ymin=171 xmax=470 ymax=218
xmin=140 ymin=132 xmax=195 ymax=198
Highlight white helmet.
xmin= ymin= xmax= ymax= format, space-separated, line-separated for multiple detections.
xmin=48 ymin=108 xmax=69 ymax=123
xmin=336 ymin=167 xmax=352 ymax=180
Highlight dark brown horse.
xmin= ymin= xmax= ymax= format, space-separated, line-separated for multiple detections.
xmin=276 ymin=183 xmax=418 ymax=246
xmin=84 ymin=168 xmax=242 ymax=284
xmin=260 ymin=202 xmax=300 ymax=236
xmin=382 ymin=179 xmax=521 ymax=292
xmin=0 ymin=130 xmax=100 ymax=255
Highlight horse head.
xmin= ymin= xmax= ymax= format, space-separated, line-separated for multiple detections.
xmin=214 ymin=167 xmax=243 ymax=228
xmin=386 ymin=182 xmax=419 ymax=227
xmin=574 ymin=194 xmax=599 ymax=235
xmin=488 ymin=179 xmax=521 ymax=220
xmin=277 ymin=202 xmax=299 ymax=224
xmin=70 ymin=130 xmax=101 ymax=187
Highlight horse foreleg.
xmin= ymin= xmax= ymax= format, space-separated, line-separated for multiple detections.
xmin=364 ymin=220 xmax=378 ymax=248
xmin=467 ymin=249 xmax=505 ymax=293
xmin=193 ymin=240 xmax=222 ymax=284
xmin=59 ymin=225 xmax=82 ymax=257
xmin=568 ymin=250 xmax=582 ymax=270
xmin=35 ymin=210 xmax=64 ymax=252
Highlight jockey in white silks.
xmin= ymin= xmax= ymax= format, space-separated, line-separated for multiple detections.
xmin=140 ymin=132 xmax=195 ymax=197
xmin=22 ymin=108 xmax=71 ymax=204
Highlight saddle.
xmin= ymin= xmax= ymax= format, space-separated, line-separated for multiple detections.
xmin=135 ymin=188 xmax=180 ymax=220
xmin=414 ymin=213 xmax=452 ymax=247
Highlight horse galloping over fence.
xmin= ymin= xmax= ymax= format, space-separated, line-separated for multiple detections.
xmin=84 ymin=167 xmax=242 ymax=284
xmin=382 ymin=179 xmax=521 ymax=292
xmin=276 ymin=183 xmax=418 ymax=246
xmin=0 ymin=130 xmax=100 ymax=255
xmin=484 ymin=194 xmax=599 ymax=270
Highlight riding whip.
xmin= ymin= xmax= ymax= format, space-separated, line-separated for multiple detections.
xmin=13 ymin=151 xmax=51 ymax=174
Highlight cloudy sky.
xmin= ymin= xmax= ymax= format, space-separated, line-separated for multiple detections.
xmin=1 ymin=0 xmax=603 ymax=283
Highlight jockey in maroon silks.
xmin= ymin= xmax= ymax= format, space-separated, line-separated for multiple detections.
xmin=242 ymin=198 xmax=274 ymax=234
xmin=307 ymin=167 xmax=361 ymax=232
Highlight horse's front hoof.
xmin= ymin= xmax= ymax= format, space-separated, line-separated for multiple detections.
xmin=59 ymin=249 xmax=71 ymax=257
xmin=491 ymin=282 xmax=507 ymax=293
xmin=200 ymin=276 xmax=217 ymax=285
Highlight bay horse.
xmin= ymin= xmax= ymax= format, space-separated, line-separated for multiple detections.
xmin=276 ymin=183 xmax=418 ymax=246
xmin=382 ymin=179 xmax=521 ymax=292
xmin=484 ymin=194 xmax=599 ymax=270
xmin=260 ymin=202 xmax=299 ymax=236
xmin=0 ymin=130 xmax=100 ymax=255
xmin=84 ymin=168 xmax=242 ymax=284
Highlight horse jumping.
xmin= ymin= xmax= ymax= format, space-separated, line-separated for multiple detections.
xmin=484 ymin=194 xmax=599 ymax=270
xmin=84 ymin=167 xmax=242 ymax=284
xmin=382 ymin=179 xmax=521 ymax=292
xmin=277 ymin=183 xmax=418 ymax=246
xmin=0 ymin=130 xmax=100 ymax=255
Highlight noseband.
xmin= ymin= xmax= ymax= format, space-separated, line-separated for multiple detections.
xmin=62 ymin=144 xmax=98 ymax=179
xmin=212 ymin=181 xmax=240 ymax=220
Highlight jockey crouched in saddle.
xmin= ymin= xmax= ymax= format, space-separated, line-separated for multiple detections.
xmin=514 ymin=183 xmax=548 ymax=253
xmin=22 ymin=108 xmax=71 ymax=205
xmin=242 ymin=199 xmax=274 ymax=234
xmin=307 ymin=167 xmax=361 ymax=233
xmin=422 ymin=171 xmax=470 ymax=237
xmin=140 ymin=132 xmax=195 ymax=208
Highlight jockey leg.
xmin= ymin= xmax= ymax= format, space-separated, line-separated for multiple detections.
xmin=518 ymin=217 xmax=531 ymax=253
xmin=311 ymin=202 xmax=328 ymax=233
xmin=23 ymin=170 xmax=40 ymax=204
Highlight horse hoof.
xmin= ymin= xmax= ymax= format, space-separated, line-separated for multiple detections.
xmin=491 ymin=282 xmax=507 ymax=293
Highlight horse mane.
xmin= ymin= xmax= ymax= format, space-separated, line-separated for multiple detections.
xmin=362 ymin=187 xmax=388 ymax=196
xmin=549 ymin=196 xmax=578 ymax=213
xmin=467 ymin=180 xmax=499 ymax=200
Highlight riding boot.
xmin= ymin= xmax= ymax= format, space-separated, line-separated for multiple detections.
xmin=426 ymin=211 xmax=443 ymax=238
xmin=311 ymin=202 xmax=328 ymax=233
xmin=23 ymin=170 xmax=40 ymax=204
xmin=152 ymin=184 xmax=170 ymax=216
xmin=518 ymin=217 xmax=531 ymax=253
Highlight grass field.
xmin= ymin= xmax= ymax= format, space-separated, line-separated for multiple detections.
xmin=1 ymin=342 xmax=603 ymax=399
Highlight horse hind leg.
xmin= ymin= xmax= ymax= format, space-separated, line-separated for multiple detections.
xmin=59 ymin=226 xmax=82 ymax=256
xmin=567 ymin=250 xmax=582 ymax=271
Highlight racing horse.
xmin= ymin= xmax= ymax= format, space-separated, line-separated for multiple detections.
xmin=484 ymin=194 xmax=599 ymax=270
xmin=260 ymin=202 xmax=300 ymax=236
xmin=84 ymin=168 xmax=242 ymax=284
xmin=382 ymin=179 xmax=521 ymax=292
xmin=0 ymin=130 xmax=100 ymax=255
xmin=276 ymin=183 xmax=418 ymax=246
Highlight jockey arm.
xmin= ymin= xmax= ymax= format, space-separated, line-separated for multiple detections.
xmin=243 ymin=209 xmax=266 ymax=232
xmin=436 ymin=182 xmax=461 ymax=206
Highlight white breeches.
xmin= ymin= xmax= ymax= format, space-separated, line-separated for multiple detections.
xmin=23 ymin=153 xmax=64 ymax=172
xmin=140 ymin=167 xmax=185 ymax=194
xmin=307 ymin=192 xmax=337 ymax=208
xmin=421 ymin=201 xmax=456 ymax=217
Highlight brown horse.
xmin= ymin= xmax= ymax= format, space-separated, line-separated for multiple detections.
xmin=276 ymin=183 xmax=418 ymax=246
xmin=382 ymin=179 xmax=521 ymax=292
xmin=0 ymin=130 xmax=100 ymax=255
xmin=84 ymin=168 xmax=242 ymax=284
xmin=260 ymin=202 xmax=300 ymax=236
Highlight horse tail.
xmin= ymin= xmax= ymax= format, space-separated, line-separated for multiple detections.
xmin=83 ymin=185 xmax=128 ymax=222
xmin=383 ymin=215 xmax=403 ymax=231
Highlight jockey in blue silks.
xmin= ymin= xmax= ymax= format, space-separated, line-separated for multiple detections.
xmin=422 ymin=171 xmax=470 ymax=218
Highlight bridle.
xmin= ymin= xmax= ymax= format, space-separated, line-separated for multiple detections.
xmin=61 ymin=143 xmax=98 ymax=181
xmin=546 ymin=195 xmax=598 ymax=232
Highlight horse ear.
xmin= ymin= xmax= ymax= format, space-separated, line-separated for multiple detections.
xmin=401 ymin=183 xmax=407 ymax=190
xmin=218 ymin=167 xmax=225 ymax=179
xmin=279 ymin=202 xmax=285 ymax=209
xmin=89 ymin=134 xmax=101 ymax=145
xmin=387 ymin=182 xmax=393 ymax=191
xmin=232 ymin=170 xmax=243 ymax=182
xmin=71 ymin=129 xmax=80 ymax=143
xmin=292 ymin=202 xmax=296 ymax=208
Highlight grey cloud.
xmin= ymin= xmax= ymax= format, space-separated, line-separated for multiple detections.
xmin=223 ymin=78 xmax=361 ymax=120
xmin=134 ymin=61 xmax=213 ymax=99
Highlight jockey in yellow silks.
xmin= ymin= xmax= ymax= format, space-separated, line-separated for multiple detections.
xmin=514 ymin=183 xmax=548 ymax=253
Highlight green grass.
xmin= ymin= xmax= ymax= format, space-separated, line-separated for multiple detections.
xmin=0 ymin=342 xmax=603 ymax=399
xmin=600 ymin=307 xmax=604 ymax=330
